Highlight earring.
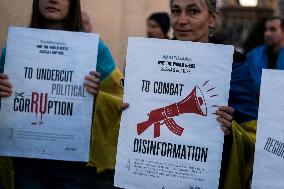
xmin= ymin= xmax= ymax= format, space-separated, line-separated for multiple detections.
xmin=209 ymin=26 xmax=215 ymax=38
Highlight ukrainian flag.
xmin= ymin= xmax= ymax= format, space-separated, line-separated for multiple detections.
xmin=220 ymin=60 xmax=258 ymax=189
xmin=87 ymin=40 xmax=124 ymax=172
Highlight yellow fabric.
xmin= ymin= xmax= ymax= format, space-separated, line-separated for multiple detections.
xmin=88 ymin=69 xmax=123 ymax=172
xmin=222 ymin=120 xmax=257 ymax=189
xmin=0 ymin=157 xmax=14 ymax=189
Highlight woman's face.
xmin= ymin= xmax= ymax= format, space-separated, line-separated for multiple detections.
xmin=39 ymin=0 xmax=70 ymax=22
xmin=170 ymin=0 xmax=216 ymax=42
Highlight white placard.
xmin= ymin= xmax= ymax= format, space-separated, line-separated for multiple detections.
xmin=0 ymin=27 xmax=99 ymax=162
xmin=114 ymin=37 xmax=234 ymax=189
xmin=252 ymin=69 xmax=284 ymax=189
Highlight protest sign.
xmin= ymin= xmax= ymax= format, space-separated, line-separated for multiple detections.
xmin=0 ymin=27 xmax=99 ymax=162
xmin=252 ymin=69 xmax=284 ymax=189
xmin=114 ymin=38 xmax=234 ymax=189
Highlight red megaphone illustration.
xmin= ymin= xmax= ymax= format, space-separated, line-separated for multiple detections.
xmin=137 ymin=86 xmax=207 ymax=138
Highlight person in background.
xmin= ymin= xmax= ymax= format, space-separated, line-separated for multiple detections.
xmin=0 ymin=0 xmax=123 ymax=188
xmin=246 ymin=16 xmax=284 ymax=97
xmin=147 ymin=12 xmax=170 ymax=39
xmin=242 ymin=19 xmax=266 ymax=54
xmin=82 ymin=11 xmax=93 ymax=33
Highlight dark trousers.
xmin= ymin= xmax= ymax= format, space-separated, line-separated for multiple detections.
xmin=14 ymin=158 xmax=92 ymax=189
xmin=14 ymin=158 xmax=118 ymax=189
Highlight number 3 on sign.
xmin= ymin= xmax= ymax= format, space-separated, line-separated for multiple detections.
xmin=126 ymin=159 xmax=131 ymax=171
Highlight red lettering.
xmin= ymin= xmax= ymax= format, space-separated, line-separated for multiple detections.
xmin=40 ymin=93 xmax=48 ymax=121
xmin=31 ymin=92 xmax=39 ymax=113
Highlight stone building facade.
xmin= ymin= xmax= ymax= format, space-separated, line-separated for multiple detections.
xmin=218 ymin=0 xmax=278 ymax=50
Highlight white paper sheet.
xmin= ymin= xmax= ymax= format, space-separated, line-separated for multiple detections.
xmin=252 ymin=69 xmax=284 ymax=189
xmin=0 ymin=27 xmax=99 ymax=162
xmin=114 ymin=37 xmax=234 ymax=189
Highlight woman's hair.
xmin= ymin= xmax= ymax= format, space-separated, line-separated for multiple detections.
xmin=170 ymin=0 xmax=217 ymax=14
xmin=30 ymin=0 xmax=82 ymax=31
xmin=148 ymin=12 xmax=171 ymax=37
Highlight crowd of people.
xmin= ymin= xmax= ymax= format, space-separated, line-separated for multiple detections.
xmin=0 ymin=0 xmax=283 ymax=188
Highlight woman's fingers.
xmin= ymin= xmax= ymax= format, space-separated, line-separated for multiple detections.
xmin=89 ymin=71 xmax=101 ymax=78
xmin=220 ymin=125 xmax=231 ymax=136
xmin=0 ymin=74 xmax=12 ymax=97
xmin=216 ymin=106 xmax=234 ymax=122
xmin=84 ymin=71 xmax=101 ymax=96
xmin=118 ymin=103 xmax=129 ymax=112
xmin=215 ymin=106 xmax=234 ymax=136
xmin=0 ymin=92 xmax=12 ymax=97
xmin=84 ymin=81 xmax=98 ymax=89
xmin=217 ymin=117 xmax=231 ymax=129
xmin=85 ymin=87 xmax=98 ymax=95
xmin=0 ymin=79 xmax=12 ymax=89
xmin=0 ymin=78 xmax=12 ymax=89
xmin=0 ymin=84 xmax=12 ymax=94
xmin=0 ymin=74 xmax=8 ymax=80
xmin=218 ymin=106 xmax=235 ymax=115
xmin=215 ymin=110 xmax=233 ymax=122
xmin=85 ymin=75 xmax=100 ymax=84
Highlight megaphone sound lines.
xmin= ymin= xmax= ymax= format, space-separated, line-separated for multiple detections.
xmin=137 ymin=82 xmax=218 ymax=138
xmin=202 ymin=80 xmax=219 ymax=115
xmin=207 ymin=87 xmax=216 ymax=92
xmin=202 ymin=80 xmax=210 ymax=87
xmin=203 ymin=80 xmax=218 ymax=97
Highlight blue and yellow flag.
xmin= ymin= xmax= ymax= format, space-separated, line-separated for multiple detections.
xmin=219 ymin=56 xmax=258 ymax=189
xmin=87 ymin=41 xmax=124 ymax=172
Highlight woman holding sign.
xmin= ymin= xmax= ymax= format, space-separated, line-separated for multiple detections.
xmin=120 ymin=0 xmax=258 ymax=188
xmin=170 ymin=0 xmax=258 ymax=188
xmin=0 ymin=0 xmax=123 ymax=188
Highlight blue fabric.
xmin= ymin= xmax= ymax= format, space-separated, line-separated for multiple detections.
xmin=247 ymin=45 xmax=284 ymax=94
xmin=97 ymin=41 xmax=116 ymax=81
xmin=1 ymin=41 xmax=116 ymax=80
xmin=0 ymin=48 xmax=5 ymax=73
xmin=229 ymin=62 xmax=258 ymax=123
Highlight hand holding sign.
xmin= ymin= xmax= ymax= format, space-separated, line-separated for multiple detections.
xmin=0 ymin=73 xmax=12 ymax=97
xmin=84 ymin=71 xmax=101 ymax=96
xmin=216 ymin=106 xmax=235 ymax=136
